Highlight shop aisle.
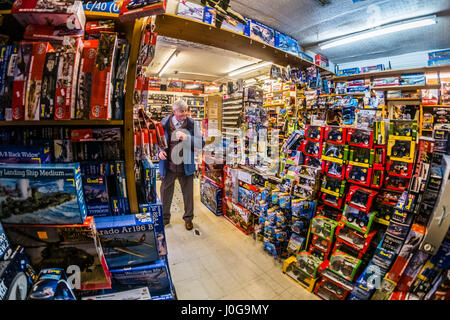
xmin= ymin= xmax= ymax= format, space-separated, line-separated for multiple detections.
xmin=157 ymin=179 xmax=318 ymax=300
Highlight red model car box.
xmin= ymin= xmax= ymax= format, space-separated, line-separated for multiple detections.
xmin=76 ymin=39 xmax=98 ymax=119
xmin=11 ymin=0 xmax=86 ymax=31
xmin=90 ymin=32 xmax=118 ymax=120
xmin=25 ymin=41 xmax=54 ymax=120
xmin=119 ymin=0 xmax=167 ymax=22
xmin=54 ymin=36 xmax=83 ymax=120
xmin=23 ymin=24 xmax=84 ymax=42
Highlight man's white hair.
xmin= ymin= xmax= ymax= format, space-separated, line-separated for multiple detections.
xmin=173 ymin=99 xmax=187 ymax=111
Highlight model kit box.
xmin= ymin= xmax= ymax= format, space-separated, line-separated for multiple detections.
xmin=139 ymin=197 xmax=167 ymax=258
xmin=94 ymin=214 xmax=160 ymax=270
xmin=23 ymin=24 xmax=84 ymax=42
xmin=3 ymin=216 xmax=112 ymax=291
xmin=0 ymin=45 xmax=15 ymax=121
xmin=28 ymin=268 xmax=76 ymax=300
xmin=76 ymin=39 xmax=98 ymax=119
xmin=82 ymin=286 xmax=152 ymax=300
xmin=223 ymin=165 xmax=238 ymax=203
xmin=109 ymin=259 xmax=171 ymax=297
xmin=0 ymin=163 xmax=87 ymax=225
xmin=177 ymin=0 xmax=204 ymax=22
xmin=90 ymin=32 xmax=117 ymax=120
xmin=0 ymin=245 xmax=35 ymax=300
xmin=82 ymin=175 xmax=111 ymax=217
xmin=275 ymin=31 xmax=299 ymax=56
xmin=0 ymin=222 xmax=9 ymax=260
xmin=112 ymin=39 xmax=130 ymax=120
xmin=224 ymin=198 xmax=254 ymax=234
xmin=83 ymin=0 xmax=122 ymax=18
xmin=25 ymin=42 xmax=54 ymax=120
xmin=244 ymin=19 xmax=275 ymax=47
xmin=200 ymin=178 xmax=223 ymax=216
xmin=55 ymin=37 xmax=83 ymax=120
xmin=119 ymin=0 xmax=167 ymax=22
xmin=12 ymin=0 xmax=86 ymax=30
xmin=11 ymin=42 xmax=33 ymax=120
xmin=203 ymin=5 xmax=245 ymax=34
xmin=39 ymin=51 xmax=59 ymax=120
xmin=337 ymin=67 xmax=360 ymax=77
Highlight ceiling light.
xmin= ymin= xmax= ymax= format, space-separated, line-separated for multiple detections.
xmin=158 ymin=50 xmax=179 ymax=77
xmin=319 ymin=15 xmax=437 ymax=50
xmin=245 ymin=79 xmax=257 ymax=85
xmin=257 ymin=75 xmax=271 ymax=81
xmin=228 ymin=61 xmax=272 ymax=77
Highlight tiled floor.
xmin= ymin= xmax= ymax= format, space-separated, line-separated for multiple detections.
xmin=157 ymin=179 xmax=319 ymax=300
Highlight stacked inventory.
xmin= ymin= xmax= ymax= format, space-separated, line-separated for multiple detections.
xmin=222 ymin=92 xmax=243 ymax=138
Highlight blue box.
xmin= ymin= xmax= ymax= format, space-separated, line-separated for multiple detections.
xmin=28 ymin=268 xmax=76 ymax=300
xmin=275 ymin=31 xmax=299 ymax=55
xmin=428 ymin=49 xmax=450 ymax=60
xmin=109 ymin=259 xmax=172 ymax=297
xmin=203 ymin=6 xmax=246 ymax=34
xmin=400 ymin=73 xmax=426 ymax=85
xmin=0 ymin=145 xmax=51 ymax=164
xmin=83 ymin=175 xmax=111 ymax=217
xmin=337 ymin=67 xmax=361 ymax=77
xmin=244 ymin=19 xmax=275 ymax=47
xmin=0 ymin=222 xmax=9 ymax=260
xmin=298 ymin=51 xmax=314 ymax=63
xmin=201 ymin=178 xmax=223 ymax=216
xmin=361 ymin=64 xmax=385 ymax=73
xmin=0 ymin=163 xmax=87 ymax=225
xmin=139 ymin=195 xmax=167 ymax=257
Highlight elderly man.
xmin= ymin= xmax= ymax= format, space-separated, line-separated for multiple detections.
xmin=158 ymin=99 xmax=200 ymax=230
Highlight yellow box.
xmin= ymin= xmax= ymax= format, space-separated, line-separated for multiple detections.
xmin=283 ymin=257 xmax=319 ymax=292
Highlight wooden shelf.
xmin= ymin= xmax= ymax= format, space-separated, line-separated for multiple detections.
xmin=333 ymin=65 xmax=450 ymax=81
xmin=0 ymin=120 xmax=124 ymax=126
xmin=372 ymin=84 xmax=441 ymax=91
xmin=154 ymin=14 xmax=333 ymax=75
xmin=421 ymin=104 xmax=450 ymax=107
xmin=386 ymin=98 xmax=421 ymax=101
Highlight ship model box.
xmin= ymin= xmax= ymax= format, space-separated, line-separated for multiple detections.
xmin=0 ymin=163 xmax=87 ymax=225
xmin=0 ymin=145 xmax=51 ymax=164
xmin=94 ymin=214 xmax=160 ymax=270
xmin=108 ymin=259 xmax=172 ymax=297
xmin=2 ymin=216 xmax=112 ymax=291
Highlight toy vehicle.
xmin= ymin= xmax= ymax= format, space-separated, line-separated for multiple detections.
xmin=324 ymin=144 xmax=343 ymax=158
xmin=349 ymin=189 xmax=369 ymax=207
xmin=306 ymin=126 xmax=322 ymax=140
xmin=323 ymin=279 xmax=346 ymax=296
xmin=330 ymin=257 xmax=355 ymax=278
xmin=391 ymin=141 xmax=410 ymax=157
xmin=304 ymin=141 xmax=320 ymax=156
xmin=326 ymin=128 xmax=343 ymax=142
xmin=349 ymin=130 xmax=371 ymax=146
xmin=297 ymin=258 xmax=317 ymax=276
xmin=349 ymin=146 xmax=371 ymax=164
xmin=328 ymin=162 xmax=344 ymax=177
xmin=385 ymin=175 xmax=409 ymax=190
xmin=306 ymin=156 xmax=322 ymax=169
xmin=349 ymin=167 xmax=366 ymax=182
xmin=346 ymin=210 xmax=369 ymax=228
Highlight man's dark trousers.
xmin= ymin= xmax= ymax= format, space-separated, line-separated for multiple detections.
xmin=160 ymin=170 xmax=194 ymax=224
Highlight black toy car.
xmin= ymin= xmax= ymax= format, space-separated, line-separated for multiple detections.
xmin=330 ymin=257 xmax=354 ymax=278
xmin=297 ymin=258 xmax=317 ymax=276
xmin=349 ymin=167 xmax=366 ymax=182
xmin=307 ymin=126 xmax=322 ymax=140
xmin=324 ymin=144 xmax=343 ymax=158
xmin=350 ymin=130 xmax=370 ymax=146
xmin=392 ymin=141 xmax=410 ymax=157
xmin=305 ymin=142 xmax=320 ymax=155
xmin=326 ymin=129 xmax=343 ymax=142
xmin=350 ymin=189 xmax=370 ymax=207
xmin=323 ymin=280 xmax=345 ymax=296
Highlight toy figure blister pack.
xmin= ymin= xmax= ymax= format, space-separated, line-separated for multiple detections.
xmin=324 ymin=126 xmax=347 ymax=144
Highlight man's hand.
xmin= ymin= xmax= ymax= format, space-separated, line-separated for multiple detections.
xmin=176 ymin=131 xmax=188 ymax=141
xmin=159 ymin=151 xmax=167 ymax=160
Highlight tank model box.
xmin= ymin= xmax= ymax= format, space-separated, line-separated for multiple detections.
xmin=94 ymin=214 xmax=160 ymax=270
xmin=0 ymin=222 xmax=10 ymax=260
xmin=11 ymin=0 xmax=86 ymax=31
xmin=75 ymin=39 xmax=98 ymax=120
xmin=119 ymin=0 xmax=167 ymax=22
xmin=39 ymin=51 xmax=59 ymax=120
xmin=0 ymin=145 xmax=51 ymax=164
xmin=0 ymin=245 xmax=36 ymax=300
xmin=109 ymin=259 xmax=172 ymax=297
xmin=0 ymin=163 xmax=87 ymax=225
xmin=2 ymin=216 xmax=112 ymax=291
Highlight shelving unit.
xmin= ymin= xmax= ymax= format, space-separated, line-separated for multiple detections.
xmin=419 ymin=104 xmax=450 ymax=136
xmin=222 ymin=94 xmax=243 ymax=137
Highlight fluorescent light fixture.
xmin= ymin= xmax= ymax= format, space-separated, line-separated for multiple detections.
xmin=319 ymin=15 xmax=437 ymax=50
xmin=257 ymin=75 xmax=271 ymax=81
xmin=228 ymin=61 xmax=272 ymax=77
xmin=245 ymin=79 xmax=257 ymax=85
xmin=158 ymin=50 xmax=179 ymax=77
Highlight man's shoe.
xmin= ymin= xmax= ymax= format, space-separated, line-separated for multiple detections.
xmin=164 ymin=220 xmax=170 ymax=226
xmin=185 ymin=221 xmax=193 ymax=231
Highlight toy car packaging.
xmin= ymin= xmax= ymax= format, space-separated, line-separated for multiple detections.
xmin=310 ymin=216 xmax=338 ymax=241
xmin=348 ymin=145 xmax=374 ymax=167
xmin=94 ymin=214 xmax=161 ymax=270
xmin=0 ymin=163 xmax=87 ymax=225
xmin=341 ymin=204 xmax=376 ymax=234
xmin=302 ymin=140 xmax=322 ymax=158
xmin=347 ymin=128 xmax=374 ymax=149
xmin=55 ymin=36 xmax=83 ymax=120
xmin=11 ymin=42 xmax=33 ymax=120
xmin=387 ymin=160 xmax=413 ymax=178
xmin=385 ymin=175 xmax=410 ymax=192
xmin=324 ymin=126 xmax=347 ymax=144
xmin=90 ymin=32 xmax=118 ymax=120
xmin=2 ymin=216 xmax=112 ymax=291
xmin=370 ymin=167 xmax=384 ymax=189
xmin=296 ymin=251 xmax=323 ymax=278
xmin=0 ymin=245 xmax=36 ymax=300
xmin=321 ymin=175 xmax=346 ymax=197
xmin=305 ymin=125 xmax=323 ymax=142
xmin=346 ymin=165 xmax=372 ymax=187
xmin=390 ymin=120 xmax=417 ymax=140
xmin=11 ymin=0 xmax=86 ymax=31
xmin=327 ymin=251 xmax=362 ymax=282
xmin=310 ymin=234 xmax=333 ymax=254
xmin=75 ymin=39 xmax=98 ymax=120
xmin=304 ymin=156 xmax=324 ymax=170
xmin=321 ymin=192 xmax=344 ymax=209
xmin=322 ymin=142 xmax=348 ymax=164
xmin=336 ymin=224 xmax=372 ymax=252
xmin=202 ymin=155 xmax=224 ymax=187
xmin=224 ymin=199 xmax=254 ymax=234
xmin=119 ymin=0 xmax=167 ymax=22
xmin=387 ymin=138 xmax=415 ymax=163
xmin=28 ymin=268 xmax=76 ymax=300
xmin=315 ymin=275 xmax=350 ymax=300
xmin=324 ymin=161 xmax=346 ymax=179
xmin=346 ymin=185 xmax=378 ymax=213
xmin=24 ymin=42 xmax=54 ymax=121
xmin=200 ymin=178 xmax=223 ymax=216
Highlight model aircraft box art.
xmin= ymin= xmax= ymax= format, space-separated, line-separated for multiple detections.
xmin=2 ymin=216 xmax=112 ymax=291
xmin=0 ymin=163 xmax=87 ymax=225
xmin=119 ymin=0 xmax=167 ymax=22
xmin=275 ymin=31 xmax=299 ymax=56
xmin=94 ymin=214 xmax=161 ymax=270
xmin=203 ymin=5 xmax=245 ymax=34
xmin=244 ymin=19 xmax=275 ymax=47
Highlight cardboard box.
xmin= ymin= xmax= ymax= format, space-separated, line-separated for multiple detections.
xmin=200 ymin=177 xmax=223 ymax=216
xmin=0 ymin=222 xmax=9 ymax=260
xmin=82 ymin=175 xmax=111 ymax=217
xmin=0 ymin=163 xmax=87 ymax=225
xmin=11 ymin=42 xmax=33 ymax=120
xmin=203 ymin=5 xmax=245 ymax=34
xmin=275 ymin=31 xmax=298 ymax=55
xmin=83 ymin=1 xmax=121 ymax=18
xmin=25 ymin=42 xmax=54 ymax=120
xmin=177 ymin=0 xmax=204 ymax=22
xmin=0 ymin=45 xmax=14 ymax=120
xmin=182 ymin=81 xmax=204 ymax=94
xmin=0 ymin=145 xmax=51 ymax=164
xmin=55 ymin=37 xmax=83 ymax=120
xmin=90 ymin=32 xmax=117 ymax=120
xmin=39 ymin=51 xmax=59 ymax=120
xmin=109 ymin=259 xmax=172 ymax=297
xmin=82 ymin=286 xmax=152 ymax=300
xmin=75 ymin=39 xmax=98 ymax=119
xmin=11 ymin=0 xmax=86 ymax=30
xmin=94 ymin=214 xmax=160 ymax=270
xmin=3 ymin=217 xmax=112 ymax=291
xmin=224 ymin=198 xmax=254 ymax=234
xmin=137 ymin=27 xmax=157 ymax=67
xmin=119 ymin=0 xmax=167 ymax=22
xmin=139 ymin=195 xmax=167 ymax=258
xmin=244 ymin=19 xmax=275 ymax=47
xmin=53 ymin=139 xmax=73 ymax=163
xmin=28 ymin=268 xmax=76 ymax=300
xmin=112 ymin=39 xmax=130 ymax=120
xmin=23 ymin=24 xmax=84 ymax=42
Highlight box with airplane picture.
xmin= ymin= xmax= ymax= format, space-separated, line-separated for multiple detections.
xmin=94 ymin=214 xmax=161 ymax=270
xmin=244 ymin=19 xmax=275 ymax=47
xmin=0 ymin=163 xmax=87 ymax=225
xmin=203 ymin=5 xmax=245 ymax=34
xmin=177 ymin=0 xmax=204 ymax=22
xmin=275 ymin=31 xmax=299 ymax=55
